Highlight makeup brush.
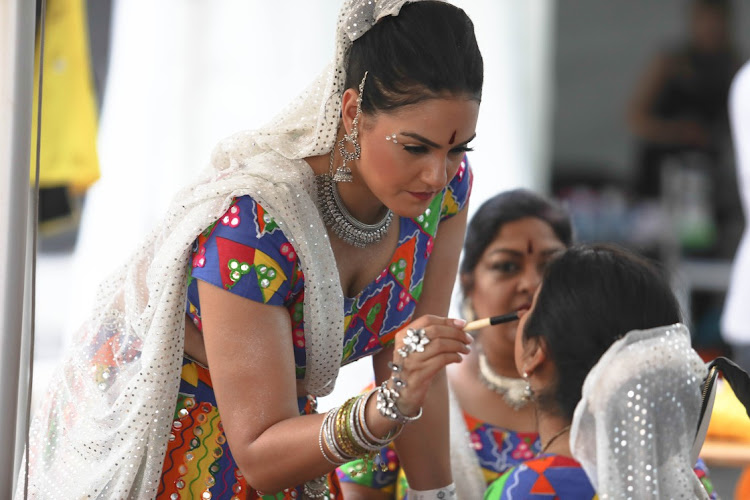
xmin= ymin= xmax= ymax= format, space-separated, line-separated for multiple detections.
xmin=463 ymin=311 xmax=520 ymax=332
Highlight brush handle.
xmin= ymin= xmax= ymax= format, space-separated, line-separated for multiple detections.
xmin=463 ymin=311 xmax=519 ymax=332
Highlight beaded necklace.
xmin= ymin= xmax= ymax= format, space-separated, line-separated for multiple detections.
xmin=477 ymin=349 xmax=530 ymax=410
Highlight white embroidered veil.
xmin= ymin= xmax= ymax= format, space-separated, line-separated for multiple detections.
xmin=570 ymin=324 xmax=709 ymax=500
xmin=19 ymin=1 xmax=426 ymax=498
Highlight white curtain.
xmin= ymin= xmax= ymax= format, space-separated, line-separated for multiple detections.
xmin=62 ymin=0 xmax=556 ymax=407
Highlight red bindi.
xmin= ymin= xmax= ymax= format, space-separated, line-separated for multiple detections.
xmin=448 ymin=131 xmax=456 ymax=144
xmin=527 ymin=240 xmax=533 ymax=255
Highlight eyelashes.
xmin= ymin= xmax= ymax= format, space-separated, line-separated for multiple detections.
xmin=402 ymin=145 xmax=474 ymax=155
xmin=403 ymin=145 xmax=428 ymax=155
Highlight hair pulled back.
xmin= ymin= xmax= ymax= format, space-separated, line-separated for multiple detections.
xmin=345 ymin=1 xmax=483 ymax=113
xmin=523 ymin=244 xmax=682 ymax=419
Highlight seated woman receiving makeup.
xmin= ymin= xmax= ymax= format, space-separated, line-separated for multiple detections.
xmin=484 ymin=244 xmax=718 ymax=499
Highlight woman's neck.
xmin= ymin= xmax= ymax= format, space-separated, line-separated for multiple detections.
xmin=304 ymin=133 xmax=387 ymax=225
xmin=478 ymin=338 xmax=522 ymax=378
xmin=536 ymin=411 xmax=573 ymax=457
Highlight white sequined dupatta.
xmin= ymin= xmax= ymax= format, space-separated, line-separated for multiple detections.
xmin=20 ymin=144 xmax=342 ymax=499
xmin=570 ymin=324 xmax=709 ymax=500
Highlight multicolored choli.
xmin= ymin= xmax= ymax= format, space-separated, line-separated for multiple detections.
xmin=483 ymin=455 xmax=718 ymax=500
xmin=483 ymin=454 xmax=596 ymax=500
xmin=156 ymin=161 xmax=472 ymax=500
xmin=336 ymin=409 xmax=541 ymax=498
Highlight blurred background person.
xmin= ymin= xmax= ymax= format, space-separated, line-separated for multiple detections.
xmin=627 ymin=0 xmax=742 ymax=258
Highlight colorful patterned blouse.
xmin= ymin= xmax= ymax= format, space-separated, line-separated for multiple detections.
xmin=336 ymin=409 xmax=541 ymax=498
xmin=186 ymin=159 xmax=471 ymax=376
xmin=483 ymin=455 xmax=596 ymax=500
xmin=484 ymin=456 xmax=718 ymax=500
xmin=156 ymin=161 xmax=472 ymax=500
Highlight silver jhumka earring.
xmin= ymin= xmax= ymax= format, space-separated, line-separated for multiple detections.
xmin=332 ymin=71 xmax=367 ymax=182
xmin=316 ymin=71 xmax=393 ymax=248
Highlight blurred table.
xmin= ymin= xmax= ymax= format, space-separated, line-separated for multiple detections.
xmin=701 ymin=439 xmax=750 ymax=467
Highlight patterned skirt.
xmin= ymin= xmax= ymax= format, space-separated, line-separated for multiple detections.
xmin=156 ymin=358 xmax=342 ymax=500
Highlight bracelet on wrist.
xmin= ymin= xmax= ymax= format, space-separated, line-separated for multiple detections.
xmin=376 ymin=380 xmax=423 ymax=423
xmin=408 ymin=482 xmax=457 ymax=500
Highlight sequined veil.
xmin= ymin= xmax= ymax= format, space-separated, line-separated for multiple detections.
xmin=19 ymin=1 xmax=430 ymax=498
xmin=570 ymin=324 xmax=710 ymax=499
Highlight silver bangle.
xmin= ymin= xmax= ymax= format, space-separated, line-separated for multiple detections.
xmin=322 ymin=408 xmax=349 ymax=463
xmin=349 ymin=394 xmax=380 ymax=452
xmin=358 ymin=387 xmax=403 ymax=444
xmin=376 ymin=380 xmax=422 ymax=423
xmin=318 ymin=413 xmax=340 ymax=465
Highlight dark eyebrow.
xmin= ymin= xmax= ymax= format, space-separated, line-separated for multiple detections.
xmin=400 ymin=132 xmax=476 ymax=149
xmin=488 ymin=249 xmax=523 ymax=258
xmin=456 ymin=133 xmax=477 ymax=146
xmin=401 ymin=132 xmax=440 ymax=148
xmin=488 ymin=246 xmax=564 ymax=258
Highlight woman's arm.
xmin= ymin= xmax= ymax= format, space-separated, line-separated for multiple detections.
xmin=198 ymin=278 xmax=470 ymax=494
xmin=198 ymin=281 xmax=336 ymax=492
xmin=375 ymin=205 xmax=470 ymax=491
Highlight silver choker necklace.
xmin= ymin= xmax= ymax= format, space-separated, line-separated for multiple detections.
xmin=478 ymin=350 xmax=530 ymax=410
xmin=316 ymin=150 xmax=393 ymax=248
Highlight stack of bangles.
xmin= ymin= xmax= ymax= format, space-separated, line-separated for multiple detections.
xmin=318 ymin=387 xmax=403 ymax=472
xmin=317 ymin=327 xmax=429 ymax=472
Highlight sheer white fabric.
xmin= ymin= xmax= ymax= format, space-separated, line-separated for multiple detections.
xmin=19 ymin=1 xmax=425 ymax=497
xmin=447 ymin=385 xmax=487 ymax=499
xmin=570 ymin=324 xmax=709 ymax=500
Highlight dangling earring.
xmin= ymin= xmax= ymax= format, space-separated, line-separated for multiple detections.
xmin=333 ymin=71 xmax=368 ymax=183
xmin=522 ymin=372 xmax=534 ymax=401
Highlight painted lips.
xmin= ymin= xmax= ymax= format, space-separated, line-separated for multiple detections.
xmin=408 ymin=191 xmax=435 ymax=201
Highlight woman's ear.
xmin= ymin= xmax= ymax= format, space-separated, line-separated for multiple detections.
xmin=520 ymin=336 xmax=548 ymax=376
xmin=340 ymin=88 xmax=360 ymax=135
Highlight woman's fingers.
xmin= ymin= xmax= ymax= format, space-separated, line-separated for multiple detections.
xmin=384 ymin=317 xmax=472 ymax=416
xmin=406 ymin=315 xmax=468 ymax=332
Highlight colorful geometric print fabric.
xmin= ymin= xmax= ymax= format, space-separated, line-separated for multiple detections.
xmin=483 ymin=455 xmax=718 ymax=500
xmin=483 ymin=455 xmax=597 ymax=500
xmin=336 ymin=410 xmax=541 ymax=499
xmin=157 ymin=359 xmax=342 ymax=500
xmin=169 ymin=160 xmax=470 ymax=498
xmin=694 ymin=458 xmax=719 ymax=500
xmin=185 ymin=159 xmax=472 ymax=379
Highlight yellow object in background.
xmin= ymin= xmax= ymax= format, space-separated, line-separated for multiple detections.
xmin=707 ymin=380 xmax=750 ymax=444
xmin=30 ymin=0 xmax=100 ymax=192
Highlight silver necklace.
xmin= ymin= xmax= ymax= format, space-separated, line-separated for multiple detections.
xmin=478 ymin=350 xmax=530 ymax=410
xmin=316 ymin=148 xmax=393 ymax=248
